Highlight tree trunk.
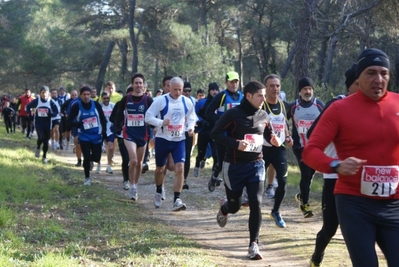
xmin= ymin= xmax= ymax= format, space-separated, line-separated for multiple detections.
xmin=280 ymin=45 xmax=296 ymax=79
xmin=153 ymin=58 xmax=159 ymax=92
xmin=129 ymin=0 xmax=138 ymax=74
xmin=316 ymin=37 xmax=328 ymax=84
xmin=251 ymin=36 xmax=264 ymax=81
xmin=118 ymin=39 xmax=129 ymax=84
xmin=237 ymin=26 xmax=243 ymax=89
xmin=322 ymin=35 xmax=339 ymax=86
xmin=95 ymin=40 xmax=115 ymax=94
xmin=294 ymin=0 xmax=316 ymax=84
xmin=199 ymin=0 xmax=208 ymax=44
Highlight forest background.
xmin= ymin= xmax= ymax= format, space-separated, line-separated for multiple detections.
xmin=1 ymin=0 xmax=398 ymax=101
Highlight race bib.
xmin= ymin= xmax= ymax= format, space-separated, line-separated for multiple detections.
xmin=360 ymin=165 xmax=399 ymax=197
xmin=103 ymin=110 xmax=112 ymax=118
xmin=127 ymin=114 xmax=144 ymax=127
xmin=82 ymin=117 xmax=98 ymax=130
xmin=167 ymin=124 xmax=183 ymax=137
xmin=297 ymin=119 xmax=313 ymax=135
xmin=37 ymin=108 xmax=48 ymax=117
xmin=243 ymin=134 xmax=263 ymax=153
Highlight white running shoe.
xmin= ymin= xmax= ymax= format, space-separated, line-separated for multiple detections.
xmin=106 ymin=166 xmax=113 ymax=174
xmin=65 ymin=142 xmax=70 ymax=151
xmin=216 ymin=198 xmax=228 ymax=227
xmin=172 ymin=198 xmax=186 ymax=211
xmin=161 ymin=188 xmax=166 ymax=200
xmin=264 ymin=184 xmax=275 ymax=199
xmin=247 ymin=242 xmax=263 ymax=260
xmin=123 ymin=181 xmax=130 ymax=190
xmin=129 ymin=187 xmax=138 ymax=201
xmin=42 ymin=158 xmax=48 ymax=164
xmin=84 ymin=177 xmax=91 ymax=186
xmin=35 ymin=149 xmax=40 ymax=158
xmin=96 ymin=164 xmax=101 ymax=174
xmin=154 ymin=192 xmax=163 ymax=208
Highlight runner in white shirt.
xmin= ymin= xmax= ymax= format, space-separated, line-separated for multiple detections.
xmin=99 ymin=91 xmax=115 ymax=174
xmin=145 ymin=77 xmax=197 ymax=211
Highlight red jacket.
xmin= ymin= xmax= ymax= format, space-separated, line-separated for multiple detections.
xmin=18 ymin=95 xmax=34 ymax=117
xmin=303 ymin=90 xmax=399 ymax=199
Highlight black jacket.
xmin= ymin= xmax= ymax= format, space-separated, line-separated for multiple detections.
xmin=211 ymin=98 xmax=270 ymax=163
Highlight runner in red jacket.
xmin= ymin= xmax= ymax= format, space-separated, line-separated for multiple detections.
xmin=303 ymin=48 xmax=399 ymax=267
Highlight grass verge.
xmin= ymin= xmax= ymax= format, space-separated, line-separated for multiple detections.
xmin=0 ymin=132 xmax=220 ymax=266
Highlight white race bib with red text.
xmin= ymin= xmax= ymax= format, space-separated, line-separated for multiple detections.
xmin=82 ymin=117 xmax=98 ymax=130
xmin=37 ymin=108 xmax=48 ymax=117
xmin=360 ymin=165 xmax=398 ymax=197
xmin=127 ymin=114 xmax=145 ymax=127
xmin=243 ymin=134 xmax=263 ymax=153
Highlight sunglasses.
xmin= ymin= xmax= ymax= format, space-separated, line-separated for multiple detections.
xmin=103 ymin=97 xmax=110 ymax=100
xmin=183 ymin=90 xmax=191 ymax=93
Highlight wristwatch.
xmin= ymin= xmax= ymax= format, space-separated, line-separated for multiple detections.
xmin=330 ymin=160 xmax=341 ymax=173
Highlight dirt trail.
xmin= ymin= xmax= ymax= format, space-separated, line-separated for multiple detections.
xmin=53 ymin=149 xmax=349 ymax=267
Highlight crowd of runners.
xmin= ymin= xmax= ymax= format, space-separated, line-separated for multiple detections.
xmin=1 ymin=47 xmax=398 ymax=267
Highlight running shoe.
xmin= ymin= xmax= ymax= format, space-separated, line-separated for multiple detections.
xmin=182 ymin=179 xmax=189 ymax=190
xmin=247 ymin=242 xmax=263 ymax=260
xmin=96 ymin=164 xmax=101 ymax=174
xmin=264 ymin=184 xmax=275 ymax=199
xmin=172 ymin=198 xmax=187 ymax=211
xmin=294 ymin=192 xmax=302 ymax=204
xmin=129 ymin=187 xmax=138 ymax=201
xmin=89 ymin=162 xmax=94 ymax=171
xmin=216 ymin=198 xmax=228 ymax=227
xmin=154 ymin=192 xmax=163 ymax=208
xmin=123 ymin=181 xmax=130 ymax=190
xmin=75 ymin=160 xmax=82 ymax=167
xmin=310 ymin=260 xmax=323 ymax=267
xmin=106 ymin=166 xmax=113 ymax=174
xmin=161 ymin=188 xmax=166 ymax=200
xmin=199 ymin=160 xmax=205 ymax=169
xmin=65 ymin=142 xmax=70 ymax=151
xmin=270 ymin=211 xmax=286 ymax=228
xmin=42 ymin=158 xmax=48 ymax=164
xmin=83 ymin=177 xmax=91 ymax=186
xmin=141 ymin=163 xmax=149 ymax=174
xmin=193 ymin=167 xmax=199 ymax=177
xmin=34 ymin=149 xmax=40 ymax=158
xmin=300 ymin=203 xmax=314 ymax=218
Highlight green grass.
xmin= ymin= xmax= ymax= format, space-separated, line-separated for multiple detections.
xmin=0 ymin=132 xmax=219 ymax=266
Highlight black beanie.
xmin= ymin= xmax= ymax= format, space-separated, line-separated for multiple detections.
xmin=183 ymin=82 xmax=191 ymax=89
xmin=80 ymin=86 xmax=91 ymax=95
xmin=208 ymin=82 xmax=219 ymax=92
xmin=298 ymin=77 xmax=314 ymax=92
xmin=356 ymin=48 xmax=390 ymax=78
xmin=345 ymin=63 xmax=357 ymax=90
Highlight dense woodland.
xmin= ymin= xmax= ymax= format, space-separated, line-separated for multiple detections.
xmin=1 ymin=0 xmax=398 ymax=101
